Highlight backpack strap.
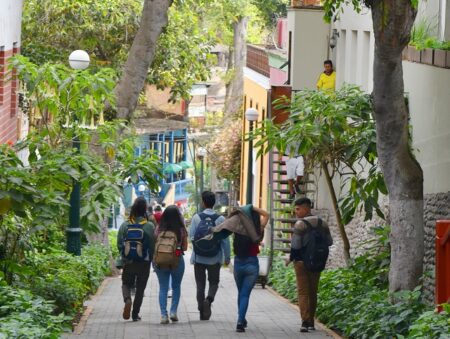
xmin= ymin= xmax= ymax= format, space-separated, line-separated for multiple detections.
xmin=301 ymin=218 xmax=313 ymax=230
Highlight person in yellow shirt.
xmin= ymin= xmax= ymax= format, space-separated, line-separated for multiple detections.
xmin=316 ymin=60 xmax=336 ymax=91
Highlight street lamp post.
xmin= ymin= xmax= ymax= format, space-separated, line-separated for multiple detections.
xmin=245 ymin=108 xmax=258 ymax=205
xmin=197 ymin=147 xmax=207 ymax=197
xmin=66 ymin=50 xmax=90 ymax=256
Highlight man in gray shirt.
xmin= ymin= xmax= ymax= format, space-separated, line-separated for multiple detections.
xmin=190 ymin=191 xmax=231 ymax=320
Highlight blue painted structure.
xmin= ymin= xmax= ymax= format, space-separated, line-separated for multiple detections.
xmin=135 ymin=128 xmax=192 ymax=203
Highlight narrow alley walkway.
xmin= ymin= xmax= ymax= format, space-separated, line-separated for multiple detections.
xmin=66 ymin=255 xmax=331 ymax=339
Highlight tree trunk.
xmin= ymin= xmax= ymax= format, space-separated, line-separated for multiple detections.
xmin=115 ymin=0 xmax=173 ymax=120
xmin=224 ymin=16 xmax=248 ymax=116
xmin=371 ymin=1 xmax=423 ymax=292
xmin=321 ymin=161 xmax=351 ymax=264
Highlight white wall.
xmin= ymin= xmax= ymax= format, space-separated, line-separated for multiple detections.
xmin=288 ymin=8 xmax=330 ymax=90
xmin=333 ymin=5 xmax=374 ymax=91
xmin=0 ymin=0 xmax=23 ymax=49
xmin=404 ymin=62 xmax=450 ymax=194
xmin=318 ymin=2 xmax=450 ymax=207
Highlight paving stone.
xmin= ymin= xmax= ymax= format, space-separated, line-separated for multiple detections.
xmin=65 ymin=254 xmax=331 ymax=339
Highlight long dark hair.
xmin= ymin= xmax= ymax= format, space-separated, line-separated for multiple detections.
xmin=129 ymin=196 xmax=148 ymax=221
xmin=159 ymin=205 xmax=185 ymax=240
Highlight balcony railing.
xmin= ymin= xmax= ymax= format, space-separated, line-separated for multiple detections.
xmin=247 ymin=45 xmax=270 ymax=77
xmin=160 ymin=178 xmax=193 ymax=203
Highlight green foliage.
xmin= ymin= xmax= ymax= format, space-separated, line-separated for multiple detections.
xmin=410 ymin=18 xmax=450 ymax=51
xmin=408 ymin=305 xmax=450 ymax=338
xmin=251 ymin=0 xmax=289 ymax=28
xmin=23 ymin=244 xmax=110 ymax=315
xmin=0 ymin=285 xmax=69 ymax=339
xmin=269 ymin=225 xmax=448 ymax=337
xmin=149 ymin=0 xmax=217 ymax=102
xmin=252 ymin=85 xmax=386 ymax=225
xmin=11 ymin=55 xmax=116 ymax=128
xmin=268 ymin=259 xmax=297 ymax=303
xmin=322 ymin=0 xmax=363 ymax=23
xmin=108 ymin=230 xmax=119 ymax=259
xmin=22 ymin=0 xmax=142 ymax=66
xmin=318 ymin=271 xmax=426 ymax=338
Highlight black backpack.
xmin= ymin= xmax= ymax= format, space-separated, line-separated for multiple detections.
xmin=193 ymin=213 xmax=221 ymax=257
xmin=122 ymin=222 xmax=148 ymax=262
xmin=301 ymin=218 xmax=329 ymax=272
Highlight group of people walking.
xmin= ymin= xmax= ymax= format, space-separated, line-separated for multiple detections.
xmin=117 ymin=191 xmax=332 ymax=333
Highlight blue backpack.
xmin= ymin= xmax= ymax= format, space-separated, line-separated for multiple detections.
xmin=193 ymin=213 xmax=221 ymax=257
xmin=122 ymin=222 xmax=148 ymax=262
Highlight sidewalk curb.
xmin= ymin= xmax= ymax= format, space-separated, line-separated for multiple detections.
xmin=71 ymin=276 xmax=115 ymax=335
xmin=265 ymin=285 xmax=342 ymax=339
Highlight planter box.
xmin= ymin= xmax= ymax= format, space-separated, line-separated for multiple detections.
xmin=407 ymin=46 xmax=421 ymax=63
xmin=291 ymin=0 xmax=320 ymax=6
xmin=434 ymin=49 xmax=447 ymax=68
xmin=402 ymin=46 xmax=409 ymax=60
xmin=420 ymin=48 xmax=434 ymax=65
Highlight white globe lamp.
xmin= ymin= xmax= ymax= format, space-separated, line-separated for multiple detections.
xmin=245 ymin=108 xmax=259 ymax=121
xmin=68 ymin=50 xmax=90 ymax=70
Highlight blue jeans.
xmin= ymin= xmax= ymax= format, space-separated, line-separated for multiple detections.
xmin=233 ymin=256 xmax=259 ymax=324
xmin=154 ymin=258 xmax=185 ymax=317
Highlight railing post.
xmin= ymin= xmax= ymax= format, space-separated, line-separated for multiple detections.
xmin=436 ymin=220 xmax=450 ymax=310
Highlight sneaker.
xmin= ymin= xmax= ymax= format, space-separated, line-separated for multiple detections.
xmin=202 ymin=299 xmax=211 ymax=320
xmin=300 ymin=322 xmax=309 ymax=333
xmin=122 ymin=299 xmax=132 ymax=320
xmin=132 ymin=315 xmax=141 ymax=322
xmin=308 ymin=325 xmax=316 ymax=331
xmin=170 ymin=313 xmax=178 ymax=322
xmin=160 ymin=315 xmax=169 ymax=324
xmin=236 ymin=323 xmax=246 ymax=333
xmin=243 ymin=319 xmax=248 ymax=328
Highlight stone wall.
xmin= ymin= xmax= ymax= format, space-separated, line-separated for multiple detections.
xmin=316 ymin=200 xmax=388 ymax=269
xmin=319 ymin=192 xmax=450 ymax=305
xmin=423 ymin=191 xmax=450 ymax=304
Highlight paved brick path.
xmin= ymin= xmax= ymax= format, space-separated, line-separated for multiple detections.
xmin=66 ymin=255 xmax=331 ymax=339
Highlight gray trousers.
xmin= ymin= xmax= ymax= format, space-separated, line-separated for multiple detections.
xmin=194 ymin=263 xmax=221 ymax=310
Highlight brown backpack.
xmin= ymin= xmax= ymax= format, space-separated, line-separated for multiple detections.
xmin=153 ymin=231 xmax=180 ymax=269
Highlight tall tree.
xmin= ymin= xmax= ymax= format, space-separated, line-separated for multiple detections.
xmin=224 ymin=16 xmax=248 ymax=116
xmin=323 ymin=0 xmax=423 ymax=292
xmin=115 ymin=0 xmax=174 ymax=120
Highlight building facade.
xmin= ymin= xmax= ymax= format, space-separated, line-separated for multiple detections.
xmin=0 ymin=0 xmax=24 ymax=144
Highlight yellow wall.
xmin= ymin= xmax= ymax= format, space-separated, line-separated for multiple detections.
xmin=240 ymin=77 xmax=270 ymax=211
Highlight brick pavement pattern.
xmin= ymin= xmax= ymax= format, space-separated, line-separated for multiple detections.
xmin=65 ymin=255 xmax=330 ymax=339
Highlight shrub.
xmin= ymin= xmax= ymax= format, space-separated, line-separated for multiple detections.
xmin=0 ymin=284 xmax=69 ymax=338
xmin=108 ymin=229 xmax=119 ymax=259
xmin=268 ymin=259 xmax=297 ymax=303
xmin=268 ymin=225 xmax=449 ymax=337
xmin=408 ymin=304 xmax=450 ymax=338
xmin=23 ymin=244 xmax=110 ymax=315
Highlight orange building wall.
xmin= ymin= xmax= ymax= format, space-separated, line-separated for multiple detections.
xmin=240 ymin=78 xmax=270 ymax=210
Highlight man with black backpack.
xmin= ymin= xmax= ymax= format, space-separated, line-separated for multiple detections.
xmin=117 ymin=197 xmax=155 ymax=322
xmin=286 ymin=197 xmax=333 ymax=333
xmin=190 ymin=191 xmax=231 ymax=320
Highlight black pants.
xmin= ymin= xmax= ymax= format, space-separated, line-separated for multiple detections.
xmin=122 ymin=261 xmax=151 ymax=317
xmin=194 ymin=263 xmax=221 ymax=310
